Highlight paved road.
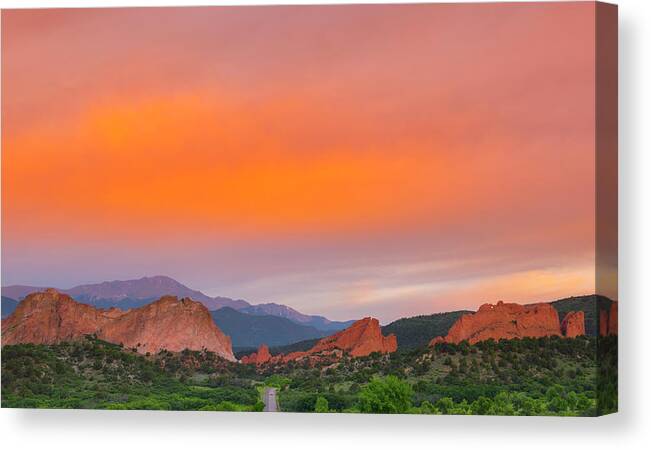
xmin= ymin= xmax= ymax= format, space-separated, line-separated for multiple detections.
xmin=263 ymin=387 xmax=279 ymax=412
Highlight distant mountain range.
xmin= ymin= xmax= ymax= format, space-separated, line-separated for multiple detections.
xmin=1 ymin=275 xmax=353 ymax=332
xmin=211 ymin=307 xmax=328 ymax=349
xmin=240 ymin=303 xmax=355 ymax=332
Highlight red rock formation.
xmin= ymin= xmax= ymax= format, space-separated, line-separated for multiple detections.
xmin=561 ymin=311 xmax=585 ymax=338
xmin=430 ymin=301 xmax=590 ymax=346
xmin=599 ymin=308 xmax=609 ymax=336
xmin=1 ymin=289 xmax=235 ymax=361
xmin=309 ymin=317 xmax=397 ymax=357
xmin=271 ymin=317 xmax=397 ymax=364
xmin=241 ymin=344 xmax=272 ymax=365
xmin=429 ymin=301 xmax=562 ymax=345
xmin=608 ymin=302 xmax=618 ymax=336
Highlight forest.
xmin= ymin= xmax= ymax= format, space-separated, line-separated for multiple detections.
xmin=1 ymin=334 xmax=617 ymax=416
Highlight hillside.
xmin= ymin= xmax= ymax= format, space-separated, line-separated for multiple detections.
xmin=381 ymin=310 xmax=471 ymax=350
xmin=210 ymin=307 xmax=327 ymax=349
xmin=270 ymin=338 xmax=321 ymax=356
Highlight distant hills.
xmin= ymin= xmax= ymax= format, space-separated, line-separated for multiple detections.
xmin=211 ymin=307 xmax=327 ymax=349
xmin=381 ymin=310 xmax=471 ymax=349
xmin=548 ymin=294 xmax=615 ymax=336
xmin=1 ymin=296 xmax=19 ymax=319
xmin=1 ymin=276 xmax=247 ymax=311
xmin=1 ymin=275 xmax=353 ymax=333
xmin=240 ymin=303 xmax=355 ymax=332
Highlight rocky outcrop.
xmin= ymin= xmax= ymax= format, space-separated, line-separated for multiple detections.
xmin=307 ymin=317 xmax=397 ymax=357
xmin=1 ymin=289 xmax=235 ymax=361
xmin=429 ymin=301 xmax=587 ymax=346
xmin=241 ymin=344 xmax=272 ymax=365
xmin=608 ymin=302 xmax=618 ymax=336
xmin=599 ymin=302 xmax=618 ymax=336
xmin=270 ymin=317 xmax=397 ymax=364
xmin=599 ymin=309 xmax=609 ymax=336
xmin=561 ymin=311 xmax=585 ymax=338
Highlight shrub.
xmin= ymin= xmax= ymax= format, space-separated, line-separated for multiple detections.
xmin=358 ymin=376 xmax=413 ymax=414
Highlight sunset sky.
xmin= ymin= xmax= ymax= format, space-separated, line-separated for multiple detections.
xmin=2 ymin=3 xmax=604 ymax=323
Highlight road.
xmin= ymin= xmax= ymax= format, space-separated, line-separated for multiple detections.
xmin=263 ymin=387 xmax=279 ymax=412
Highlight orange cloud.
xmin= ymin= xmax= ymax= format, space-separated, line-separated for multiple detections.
xmin=3 ymin=91 xmax=506 ymax=241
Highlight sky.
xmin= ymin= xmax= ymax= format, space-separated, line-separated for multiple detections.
xmin=1 ymin=3 xmax=611 ymax=323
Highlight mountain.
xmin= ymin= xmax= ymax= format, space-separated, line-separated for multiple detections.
xmin=2 ymin=276 xmax=250 ymax=311
xmin=66 ymin=275 xmax=213 ymax=302
xmin=65 ymin=275 xmax=250 ymax=311
xmin=1 ymin=277 xmax=350 ymax=328
xmin=1 ymin=289 xmax=235 ymax=361
xmin=1 ymin=296 xmax=19 ymax=319
xmin=239 ymin=302 xmax=355 ymax=332
xmin=210 ymin=307 xmax=327 ymax=349
xmin=2 ymin=285 xmax=51 ymax=300
xmin=380 ymin=310 xmax=471 ymax=350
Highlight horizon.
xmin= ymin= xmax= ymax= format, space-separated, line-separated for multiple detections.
xmin=0 ymin=273 xmax=599 ymax=325
xmin=1 ymin=3 xmax=614 ymax=324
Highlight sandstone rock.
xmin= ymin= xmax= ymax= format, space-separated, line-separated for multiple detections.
xmin=561 ymin=311 xmax=585 ymax=338
xmin=308 ymin=317 xmax=396 ymax=357
xmin=273 ymin=317 xmax=397 ymax=363
xmin=599 ymin=308 xmax=609 ymax=336
xmin=1 ymin=289 xmax=235 ymax=361
xmin=241 ymin=344 xmax=272 ymax=365
xmin=608 ymin=302 xmax=618 ymax=336
xmin=429 ymin=301 xmax=562 ymax=345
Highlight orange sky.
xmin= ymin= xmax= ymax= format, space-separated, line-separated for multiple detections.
xmin=1 ymin=4 xmax=609 ymax=322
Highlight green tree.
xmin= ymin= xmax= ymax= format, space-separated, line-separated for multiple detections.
xmin=435 ymin=397 xmax=455 ymax=414
xmin=315 ymin=396 xmax=329 ymax=413
xmin=358 ymin=376 xmax=413 ymax=414
xmin=470 ymin=396 xmax=492 ymax=415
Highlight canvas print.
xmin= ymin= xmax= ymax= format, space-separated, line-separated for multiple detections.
xmin=1 ymin=2 xmax=618 ymax=416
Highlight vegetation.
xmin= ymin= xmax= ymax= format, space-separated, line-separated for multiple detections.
xmin=1 ymin=337 xmax=262 ymax=411
xmin=269 ymin=335 xmax=608 ymax=416
xmin=358 ymin=376 xmax=413 ymax=413
xmin=2 ymin=334 xmax=617 ymax=416
xmin=314 ymin=396 xmax=329 ymax=413
xmin=597 ymin=335 xmax=618 ymax=415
